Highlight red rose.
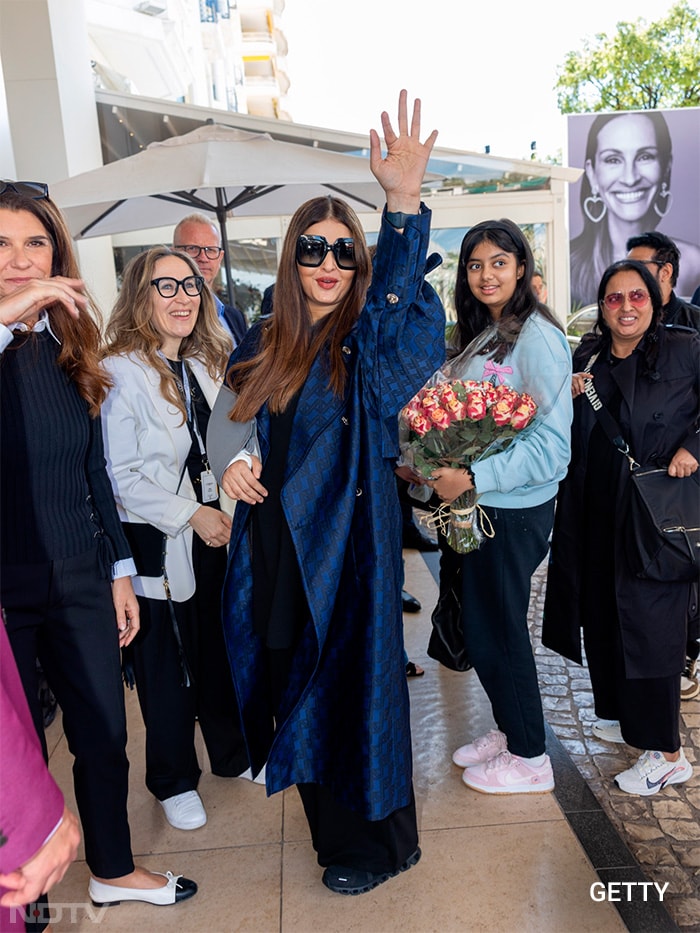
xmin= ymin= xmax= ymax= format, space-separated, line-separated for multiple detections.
xmin=429 ymin=407 xmax=453 ymax=430
xmin=465 ymin=391 xmax=487 ymax=421
xmin=491 ymin=396 xmax=517 ymax=426
xmin=445 ymin=396 xmax=468 ymax=420
xmin=411 ymin=412 xmax=431 ymax=436
xmin=510 ymin=394 xmax=537 ymax=430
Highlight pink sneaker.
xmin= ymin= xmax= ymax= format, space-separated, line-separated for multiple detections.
xmin=452 ymin=730 xmax=507 ymax=768
xmin=461 ymin=750 xmax=554 ymax=795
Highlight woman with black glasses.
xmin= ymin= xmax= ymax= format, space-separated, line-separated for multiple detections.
xmin=0 ymin=183 xmax=196 ymax=910
xmin=101 ymin=247 xmax=248 ymax=833
xmin=207 ymin=92 xmax=443 ymax=895
xmin=544 ymin=259 xmax=699 ymax=796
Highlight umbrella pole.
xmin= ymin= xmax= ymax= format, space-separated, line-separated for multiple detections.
xmin=215 ymin=190 xmax=235 ymax=308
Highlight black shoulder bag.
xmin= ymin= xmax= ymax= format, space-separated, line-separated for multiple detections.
xmin=121 ymin=464 xmax=193 ymax=686
xmin=582 ymin=353 xmax=700 ymax=583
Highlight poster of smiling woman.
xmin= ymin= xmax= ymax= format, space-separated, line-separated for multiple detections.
xmin=567 ymin=107 xmax=700 ymax=309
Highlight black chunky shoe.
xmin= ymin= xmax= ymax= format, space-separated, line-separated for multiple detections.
xmin=322 ymin=847 xmax=421 ymax=895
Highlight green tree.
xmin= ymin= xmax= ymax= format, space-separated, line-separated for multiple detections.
xmin=556 ymin=0 xmax=700 ymax=113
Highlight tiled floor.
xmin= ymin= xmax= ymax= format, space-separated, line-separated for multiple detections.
xmin=43 ymin=549 xmax=631 ymax=933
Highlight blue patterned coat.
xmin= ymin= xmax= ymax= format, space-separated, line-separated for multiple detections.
xmin=221 ymin=209 xmax=445 ymax=820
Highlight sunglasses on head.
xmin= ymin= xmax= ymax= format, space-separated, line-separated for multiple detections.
xmin=150 ymin=275 xmax=204 ymax=298
xmin=0 ymin=181 xmax=49 ymax=200
xmin=295 ymin=235 xmax=357 ymax=270
xmin=601 ymin=289 xmax=650 ymax=312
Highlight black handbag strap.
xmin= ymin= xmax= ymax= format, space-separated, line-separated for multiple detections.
xmin=161 ymin=461 xmax=194 ymax=687
xmin=581 ymin=352 xmax=639 ymax=470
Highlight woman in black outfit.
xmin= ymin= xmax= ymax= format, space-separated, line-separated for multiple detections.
xmin=544 ymin=259 xmax=699 ymax=796
xmin=0 ymin=182 xmax=196 ymax=910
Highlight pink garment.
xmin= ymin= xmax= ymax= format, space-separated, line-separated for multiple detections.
xmin=0 ymin=621 xmax=64 ymax=931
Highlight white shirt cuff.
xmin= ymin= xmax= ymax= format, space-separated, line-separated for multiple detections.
xmin=112 ymin=558 xmax=138 ymax=580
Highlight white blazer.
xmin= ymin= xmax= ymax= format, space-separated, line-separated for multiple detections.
xmin=101 ymin=352 xmax=231 ymax=602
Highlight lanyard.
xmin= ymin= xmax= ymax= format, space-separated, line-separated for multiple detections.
xmin=159 ymin=352 xmax=206 ymax=458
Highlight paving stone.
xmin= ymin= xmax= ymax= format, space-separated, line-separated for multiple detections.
xmin=671 ymin=897 xmax=700 ymax=929
xmin=657 ymin=820 xmax=700 ymax=842
xmin=613 ymin=799 xmax=649 ymax=821
xmin=544 ymin=711 xmax=577 ymax=726
xmin=672 ymin=846 xmax=700 ymax=868
xmin=538 ymin=683 xmax=569 ymax=697
xmin=629 ymin=843 xmax=678 ymax=866
xmin=652 ymin=799 xmax=697 ymax=821
xmin=644 ymin=865 xmax=695 ymax=895
xmin=625 ymin=822 xmax=666 ymax=842
xmin=684 ymin=787 xmax=700 ymax=811
xmin=537 ymin=672 xmax=569 ymax=686
xmin=541 ymin=695 xmax=572 ymax=711
xmin=559 ymin=739 xmax=587 ymax=755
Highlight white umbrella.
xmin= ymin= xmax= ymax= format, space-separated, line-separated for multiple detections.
xmin=50 ymin=124 xmax=393 ymax=304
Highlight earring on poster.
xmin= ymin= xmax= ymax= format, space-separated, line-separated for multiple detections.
xmin=653 ymin=182 xmax=673 ymax=219
xmin=583 ymin=188 xmax=606 ymax=224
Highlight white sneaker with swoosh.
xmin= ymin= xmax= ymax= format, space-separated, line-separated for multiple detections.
xmin=614 ymin=749 xmax=692 ymax=796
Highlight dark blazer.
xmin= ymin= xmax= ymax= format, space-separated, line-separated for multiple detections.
xmin=219 ymin=210 xmax=445 ymax=820
xmin=219 ymin=301 xmax=248 ymax=346
xmin=543 ymin=326 xmax=700 ymax=678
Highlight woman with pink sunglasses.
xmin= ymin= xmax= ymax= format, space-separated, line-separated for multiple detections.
xmin=544 ymin=258 xmax=699 ymax=795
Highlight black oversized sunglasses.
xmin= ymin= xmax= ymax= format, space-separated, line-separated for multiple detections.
xmin=0 ymin=180 xmax=49 ymax=200
xmin=295 ymin=235 xmax=357 ymax=270
xmin=150 ymin=275 xmax=204 ymax=298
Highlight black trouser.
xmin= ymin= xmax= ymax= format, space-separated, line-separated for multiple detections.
xmin=132 ymin=542 xmax=247 ymax=798
xmin=2 ymin=548 xmax=134 ymax=878
xmin=460 ymin=499 xmax=555 ymax=759
xmin=583 ymin=589 xmax=681 ymax=753
xmin=269 ymin=646 xmax=418 ymax=873
xmin=191 ymin=535 xmax=248 ymax=777
xmin=297 ymin=784 xmax=418 ymax=874
xmin=131 ymin=595 xmax=202 ymax=800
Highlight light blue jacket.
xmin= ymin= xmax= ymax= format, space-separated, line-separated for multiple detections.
xmin=467 ymin=314 xmax=573 ymax=508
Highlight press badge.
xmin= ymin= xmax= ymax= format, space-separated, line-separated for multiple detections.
xmin=200 ymin=470 xmax=218 ymax=503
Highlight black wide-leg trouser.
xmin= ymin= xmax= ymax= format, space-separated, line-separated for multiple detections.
xmin=460 ymin=498 xmax=555 ymax=760
xmin=2 ymin=547 xmax=134 ymax=879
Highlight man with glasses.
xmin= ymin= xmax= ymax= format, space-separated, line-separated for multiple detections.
xmin=627 ymin=231 xmax=700 ymax=332
xmin=627 ymin=231 xmax=700 ymax=702
xmin=173 ymin=213 xmax=247 ymax=346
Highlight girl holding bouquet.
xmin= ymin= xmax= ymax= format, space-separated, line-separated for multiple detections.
xmin=426 ymin=219 xmax=572 ymax=795
xmin=207 ymin=93 xmax=444 ymax=894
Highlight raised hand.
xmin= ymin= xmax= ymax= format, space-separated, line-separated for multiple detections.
xmin=0 ymin=276 xmax=86 ymax=329
xmin=369 ymin=90 xmax=438 ymax=215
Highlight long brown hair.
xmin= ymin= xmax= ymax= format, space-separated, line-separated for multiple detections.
xmin=105 ymin=247 xmax=231 ymax=421
xmin=227 ymin=196 xmax=371 ymax=421
xmin=0 ymin=190 xmax=110 ymax=415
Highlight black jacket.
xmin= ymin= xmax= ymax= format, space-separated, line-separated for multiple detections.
xmin=221 ymin=303 xmax=248 ymax=345
xmin=663 ymin=292 xmax=700 ymax=332
xmin=543 ymin=326 xmax=700 ymax=678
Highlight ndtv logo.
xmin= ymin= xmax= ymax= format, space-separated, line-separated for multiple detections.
xmin=590 ymin=881 xmax=670 ymax=902
xmin=10 ymin=903 xmax=108 ymax=924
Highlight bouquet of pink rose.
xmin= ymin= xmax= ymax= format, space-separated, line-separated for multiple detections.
xmin=399 ymin=377 xmax=538 ymax=553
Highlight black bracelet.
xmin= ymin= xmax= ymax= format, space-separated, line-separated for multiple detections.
xmin=463 ymin=466 xmax=475 ymax=485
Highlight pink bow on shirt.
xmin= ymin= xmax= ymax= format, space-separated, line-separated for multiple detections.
xmin=482 ymin=360 xmax=514 ymax=384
